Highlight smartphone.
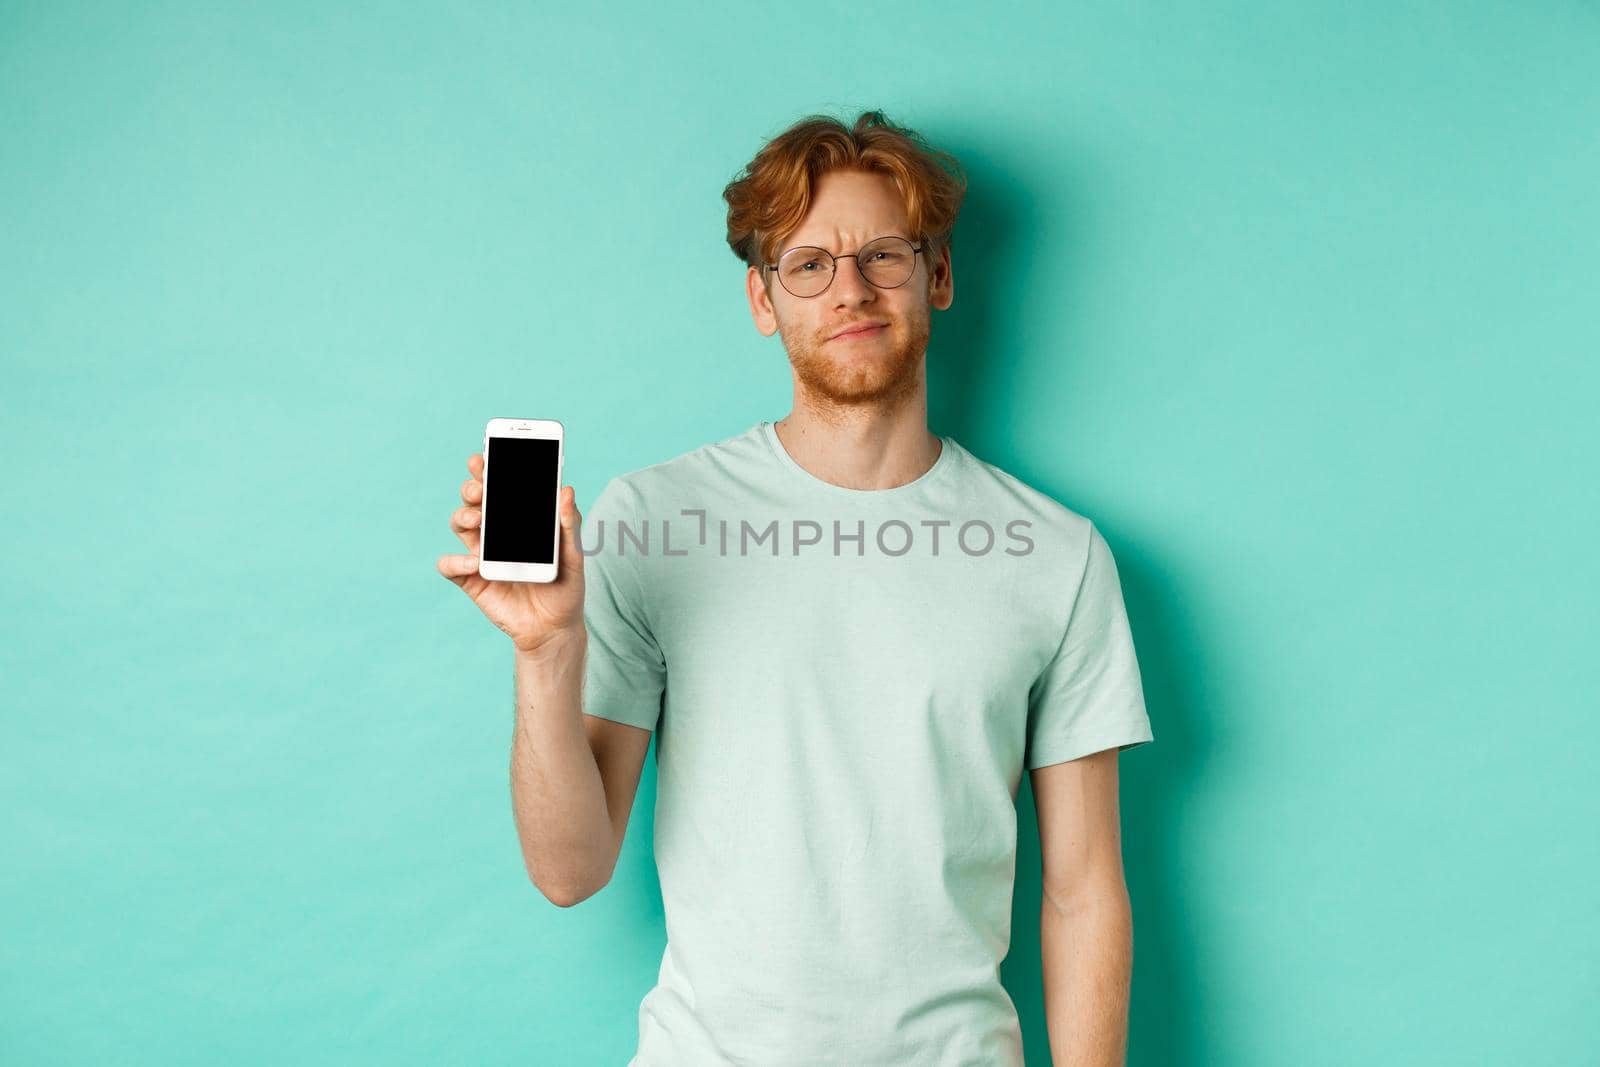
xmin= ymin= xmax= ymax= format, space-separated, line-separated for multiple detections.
xmin=478 ymin=418 xmax=564 ymax=583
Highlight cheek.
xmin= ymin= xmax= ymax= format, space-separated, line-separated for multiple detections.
xmin=891 ymin=298 xmax=925 ymax=327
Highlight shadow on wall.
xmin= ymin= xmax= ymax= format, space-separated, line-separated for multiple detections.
xmin=930 ymin=136 xmax=1211 ymax=1067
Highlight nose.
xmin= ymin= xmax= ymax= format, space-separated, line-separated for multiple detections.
xmin=831 ymin=254 xmax=876 ymax=305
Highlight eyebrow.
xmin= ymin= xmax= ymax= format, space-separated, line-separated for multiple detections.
xmin=780 ymin=232 xmax=914 ymax=255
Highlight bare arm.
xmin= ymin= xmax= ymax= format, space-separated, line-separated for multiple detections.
xmin=508 ymin=632 xmax=651 ymax=905
xmin=437 ymin=452 xmax=651 ymax=908
xmin=1031 ymin=748 xmax=1134 ymax=1067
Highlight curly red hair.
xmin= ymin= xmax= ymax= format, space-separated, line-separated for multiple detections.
xmin=722 ymin=110 xmax=968 ymax=282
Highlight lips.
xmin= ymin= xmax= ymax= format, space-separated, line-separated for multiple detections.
xmin=829 ymin=321 xmax=888 ymax=341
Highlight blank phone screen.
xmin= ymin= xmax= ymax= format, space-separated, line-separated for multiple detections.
xmin=482 ymin=436 xmax=560 ymax=564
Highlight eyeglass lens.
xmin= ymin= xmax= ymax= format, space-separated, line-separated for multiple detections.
xmin=776 ymin=236 xmax=918 ymax=297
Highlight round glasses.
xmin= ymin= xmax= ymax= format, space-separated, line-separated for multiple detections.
xmin=763 ymin=235 xmax=925 ymax=298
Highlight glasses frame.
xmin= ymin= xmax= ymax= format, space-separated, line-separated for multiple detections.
xmin=763 ymin=235 xmax=926 ymax=298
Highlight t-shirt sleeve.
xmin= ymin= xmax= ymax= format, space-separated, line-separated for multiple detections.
xmin=1023 ymin=522 xmax=1154 ymax=770
xmin=580 ymin=477 xmax=666 ymax=732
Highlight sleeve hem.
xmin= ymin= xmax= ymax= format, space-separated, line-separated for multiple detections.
xmin=1025 ymin=718 xmax=1154 ymax=770
xmin=580 ymin=692 xmax=659 ymax=733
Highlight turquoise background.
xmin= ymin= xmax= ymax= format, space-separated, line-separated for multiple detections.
xmin=4 ymin=3 xmax=1596 ymax=1064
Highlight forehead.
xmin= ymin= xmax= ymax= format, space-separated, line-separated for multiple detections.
xmin=781 ymin=168 xmax=913 ymax=251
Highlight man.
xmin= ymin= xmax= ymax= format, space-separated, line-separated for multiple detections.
xmin=438 ymin=110 xmax=1155 ymax=1067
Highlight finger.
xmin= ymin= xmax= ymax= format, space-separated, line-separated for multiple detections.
xmin=460 ymin=475 xmax=482 ymax=507
xmin=436 ymin=552 xmax=480 ymax=584
xmin=451 ymin=505 xmax=481 ymax=552
xmin=557 ymin=486 xmax=585 ymax=579
xmin=460 ymin=454 xmax=484 ymax=505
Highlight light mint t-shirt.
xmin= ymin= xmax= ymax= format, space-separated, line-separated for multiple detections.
xmin=580 ymin=420 xmax=1154 ymax=1067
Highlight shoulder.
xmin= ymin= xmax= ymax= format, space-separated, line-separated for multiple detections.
xmin=592 ymin=424 xmax=765 ymax=514
xmin=948 ymin=438 xmax=1097 ymax=550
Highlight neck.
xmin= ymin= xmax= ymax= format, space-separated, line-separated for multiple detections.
xmin=773 ymin=396 xmax=941 ymax=491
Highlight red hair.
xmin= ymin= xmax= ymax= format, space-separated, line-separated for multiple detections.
xmin=722 ymin=110 xmax=968 ymax=279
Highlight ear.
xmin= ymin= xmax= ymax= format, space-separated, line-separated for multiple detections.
xmin=927 ymin=243 xmax=954 ymax=311
xmin=747 ymin=265 xmax=780 ymax=336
